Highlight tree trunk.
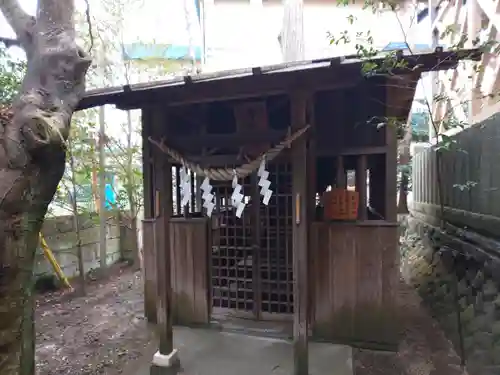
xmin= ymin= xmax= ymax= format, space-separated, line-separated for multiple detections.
xmin=129 ymin=214 xmax=140 ymax=269
xmin=0 ymin=1 xmax=91 ymax=374
xmin=98 ymin=105 xmax=107 ymax=270
xmin=397 ymin=118 xmax=412 ymax=214
xmin=69 ymin=137 xmax=86 ymax=295
xmin=397 ymin=171 xmax=409 ymax=214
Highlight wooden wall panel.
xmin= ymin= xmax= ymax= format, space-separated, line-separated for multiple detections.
xmin=309 ymin=222 xmax=398 ymax=349
xmin=170 ymin=218 xmax=210 ymax=325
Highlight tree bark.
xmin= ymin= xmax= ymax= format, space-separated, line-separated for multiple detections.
xmin=397 ymin=170 xmax=409 ymax=213
xmin=397 ymin=118 xmax=412 ymax=214
xmin=0 ymin=0 xmax=91 ymax=374
xmin=68 ymin=137 xmax=86 ymax=295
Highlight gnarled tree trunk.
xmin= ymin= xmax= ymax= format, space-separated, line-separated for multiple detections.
xmin=0 ymin=1 xmax=91 ymax=374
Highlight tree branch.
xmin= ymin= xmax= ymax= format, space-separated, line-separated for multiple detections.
xmin=0 ymin=0 xmax=35 ymax=50
xmin=2 ymin=0 xmax=92 ymax=167
xmin=0 ymin=36 xmax=20 ymax=48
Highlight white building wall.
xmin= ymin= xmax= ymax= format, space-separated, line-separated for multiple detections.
xmin=203 ymin=0 xmax=415 ymax=71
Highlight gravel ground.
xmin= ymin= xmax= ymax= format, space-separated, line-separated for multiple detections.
xmin=35 ymin=264 xmax=156 ymax=375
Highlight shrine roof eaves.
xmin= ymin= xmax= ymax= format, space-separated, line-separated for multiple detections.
xmin=77 ymin=48 xmax=481 ymax=111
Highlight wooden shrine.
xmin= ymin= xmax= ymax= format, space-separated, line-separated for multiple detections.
xmin=78 ymin=49 xmax=479 ymax=374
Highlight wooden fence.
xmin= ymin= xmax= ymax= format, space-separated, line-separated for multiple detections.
xmin=411 ymin=113 xmax=500 ymax=238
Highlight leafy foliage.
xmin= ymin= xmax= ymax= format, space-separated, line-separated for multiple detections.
xmin=51 ymin=110 xmax=100 ymax=215
xmin=0 ymin=43 xmax=25 ymax=106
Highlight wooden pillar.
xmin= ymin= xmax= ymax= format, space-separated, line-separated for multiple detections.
xmin=195 ymin=176 xmax=203 ymax=212
xmin=306 ymin=95 xmax=317 ymax=326
xmin=382 ymin=76 xmax=414 ymax=347
xmin=335 ymin=156 xmax=346 ymax=188
xmin=196 ymin=109 xmax=207 ymax=213
xmin=190 ymin=171 xmax=196 ymax=213
xmin=369 ymin=155 xmax=385 ymax=218
xmin=141 ymin=107 xmax=157 ymax=323
xmin=251 ymin=173 xmax=262 ymax=319
xmin=291 ymin=91 xmax=309 ymax=375
xmin=356 ymin=155 xmax=368 ymax=220
xmin=306 ymin=95 xmax=317 ymax=218
xmin=155 ymin=155 xmax=174 ymax=353
xmin=151 ymin=108 xmax=178 ymax=370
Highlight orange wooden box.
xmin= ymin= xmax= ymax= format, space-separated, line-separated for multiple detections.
xmin=323 ymin=188 xmax=359 ymax=221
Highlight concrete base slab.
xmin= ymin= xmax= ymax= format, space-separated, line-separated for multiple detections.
xmin=136 ymin=326 xmax=353 ymax=375
xmin=152 ymin=349 xmax=179 ymax=367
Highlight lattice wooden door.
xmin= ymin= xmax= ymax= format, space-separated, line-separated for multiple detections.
xmin=210 ymin=162 xmax=294 ymax=319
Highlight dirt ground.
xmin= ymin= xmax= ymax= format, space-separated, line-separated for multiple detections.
xmin=35 ymin=265 xmax=466 ymax=375
xmin=353 ymin=280 xmax=466 ymax=375
xmin=35 ymin=264 xmax=156 ymax=375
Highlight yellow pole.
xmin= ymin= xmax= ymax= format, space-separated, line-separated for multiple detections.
xmin=39 ymin=233 xmax=73 ymax=291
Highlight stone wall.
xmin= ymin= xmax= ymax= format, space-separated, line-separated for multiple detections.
xmin=35 ymin=213 xmax=137 ymax=279
xmin=402 ymin=215 xmax=500 ymax=375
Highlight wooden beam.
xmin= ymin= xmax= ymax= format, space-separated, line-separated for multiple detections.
xmin=291 ymin=91 xmax=309 ymax=375
xmin=167 ymin=154 xmax=246 ymax=167
xmin=169 ymin=129 xmax=287 ymax=150
xmin=317 ymin=145 xmax=388 ymax=157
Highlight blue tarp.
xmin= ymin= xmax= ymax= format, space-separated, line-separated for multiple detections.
xmin=104 ymin=184 xmax=115 ymax=209
xmin=123 ymin=43 xmax=202 ymax=62
xmin=68 ymin=177 xmax=116 ymax=211
xmin=382 ymin=42 xmax=446 ymax=51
